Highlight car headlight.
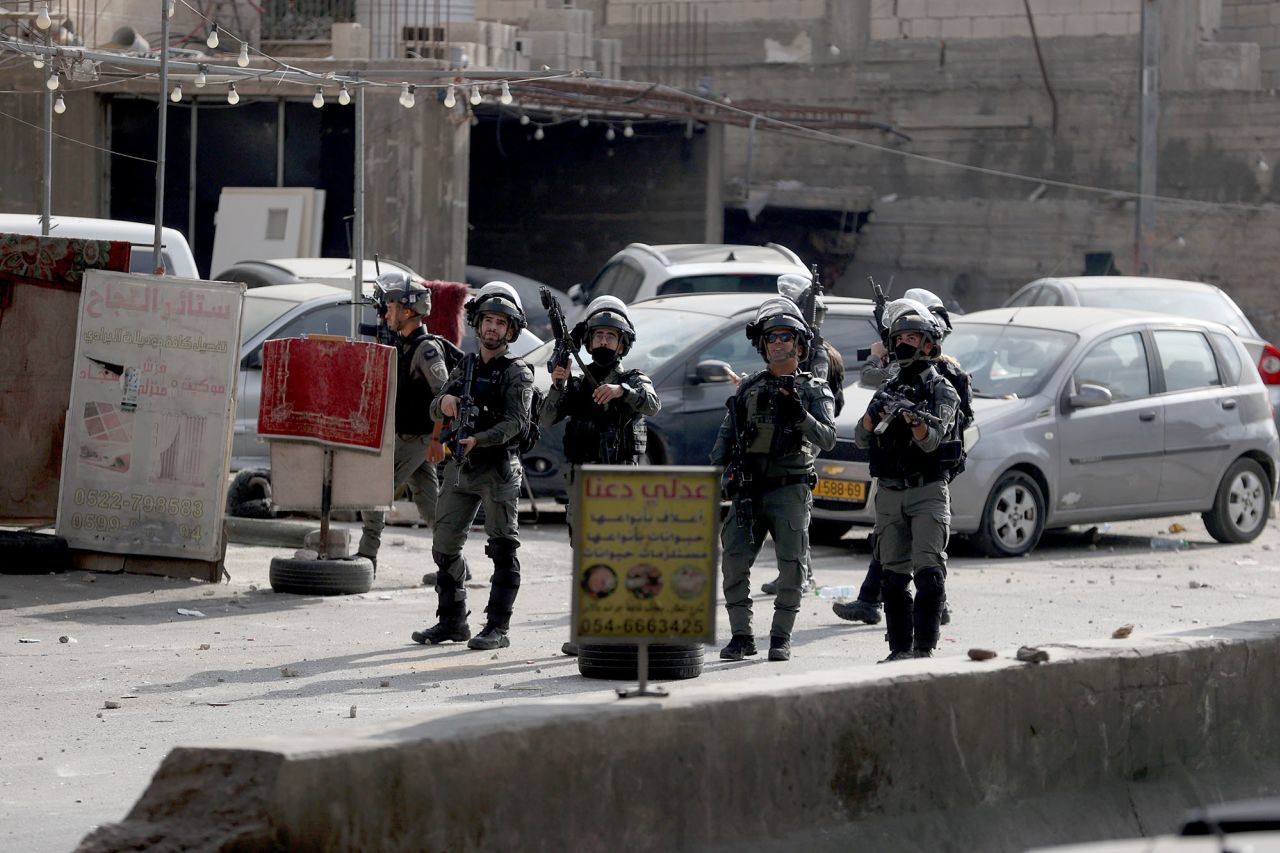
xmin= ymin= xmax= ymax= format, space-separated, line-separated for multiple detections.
xmin=963 ymin=424 xmax=980 ymax=451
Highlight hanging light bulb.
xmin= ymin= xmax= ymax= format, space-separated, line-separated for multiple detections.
xmin=312 ymin=86 xmax=324 ymax=109
xmin=399 ymin=83 xmax=415 ymax=109
xmin=35 ymin=2 xmax=51 ymax=29
xmin=33 ymin=55 xmax=44 ymax=69
xmin=579 ymin=115 xmax=589 ymax=128
xmin=469 ymin=84 xmax=481 ymax=106
xmin=53 ymin=93 xmax=65 ymax=114
xmin=170 ymin=82 xmax=182 ymax=102
xmin=605 ymin=126 xmax=616 ymax=141
xmin=337 ymin=82 xmax=350 ymax=106
xmin=499 ymin=80 xmax=513 ymax=105
xmin=518 ymin=114 xmax=529 ymax=126
xmin=194 ymin=65 xmax=207 ymax=87
xmin=623 ymin=120 xmax=634 ymax=138
xmin=226 ymin=82 xmax=239 ymax=105
xmin=443 ymin=84 xmax=456 ymax=108
xmin=533 ymin=126 xmax=544 ymax=141
xmin=45 ymin=73 xmax=59 ymax=91
xmin=237 ymin=41 xmax=250 ymax=67
xmin=206 ymin=25 xmax=219 ymax=49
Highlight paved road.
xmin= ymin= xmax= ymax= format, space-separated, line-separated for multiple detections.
xmin=4 ymin=511 xmax=1280 ymax=852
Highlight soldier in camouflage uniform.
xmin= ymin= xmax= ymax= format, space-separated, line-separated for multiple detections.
xmin=357 ymin=273 xmax=461 ymax=570
xmin=854 ymin=298 xmax=962 ymax=662
xmin=539 ymin=295 xmax=661 ymax=656
xmin=711 ymin=297 xmax=837 ymax=662
xmin=411 ymin=282 xmax=534 ymax=651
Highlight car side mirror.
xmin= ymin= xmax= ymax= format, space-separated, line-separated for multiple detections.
xmin=689 ymin=359 xmax=737 ymax=385
xmin=568 ymin=283 xmax=585 ymax=304
xmin=241 ymin=349 xmax=262 ymax=370
xmin=1068 ymin=382 xmax=1112 ymax=409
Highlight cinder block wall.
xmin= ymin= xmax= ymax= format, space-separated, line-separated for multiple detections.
xmin=1220 ymin=0 xmax=1280 ymax=87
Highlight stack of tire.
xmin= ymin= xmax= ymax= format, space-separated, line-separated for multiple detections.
xmin=0 ymin=531 xmax=71 ymax=574
xmin=577 ymin=643 xmax=704 ymax=681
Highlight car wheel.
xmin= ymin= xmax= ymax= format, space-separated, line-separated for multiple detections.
xmin=809 ymin=519 xmax=853 ymax=545
xmin=577 ymin=643 xmax=704 ymax=680
xmin=974 ymin=470 xmax=1045 ymax=558
xmin=0 ymin=530 xmax=71 ymax=574
xmin=1202 ymin=457 xmax=1270 ymax=544
xmin=269 ymin=556 xmax=375 ymax=596
xmin=226 ymin=468 xmax=275 ymax=519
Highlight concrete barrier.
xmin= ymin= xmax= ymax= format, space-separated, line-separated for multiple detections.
xmin=76 ymin=620 xmax=1280 ymax=852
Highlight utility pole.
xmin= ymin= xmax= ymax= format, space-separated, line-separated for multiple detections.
xmin=1135 ymin=0 xmax=1159 ymax=276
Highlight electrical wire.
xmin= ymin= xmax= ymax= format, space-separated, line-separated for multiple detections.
xmin=0 ymin=105 xmax=157 ymax=162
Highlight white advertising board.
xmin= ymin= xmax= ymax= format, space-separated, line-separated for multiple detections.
xmin=55 ymin=271 xmax=244 ymax=561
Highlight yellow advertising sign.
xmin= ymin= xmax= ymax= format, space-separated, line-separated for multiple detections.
xmin=571 ymin=465 xmax=720 ymax=645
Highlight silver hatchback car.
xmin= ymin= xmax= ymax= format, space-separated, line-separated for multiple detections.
xmin=814 ymin=307 xmax=1280 ymax=556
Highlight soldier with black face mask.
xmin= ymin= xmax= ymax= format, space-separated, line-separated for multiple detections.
xmin=539 ymin=295 xmax=661 ymax=656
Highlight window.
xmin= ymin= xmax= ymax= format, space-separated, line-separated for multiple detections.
xmin=657 ymin=274 xmax=781 ymax=296
xmin=1005 ymin=286 xmax=1040 ymax=308
xmin=587 ymin=259 xmax=645 ymax=303
xmin=1033 ymin=286 xmax=1064 ymax=306
xmin=1072 ymin=332 xmax=1150 ymax=401
xmin=1154 ymin=330 xmax=1221 ymax=392
xmin=820 ymin=315 xmax=882 ymax=376
xmin=695 ymin=329 xmax=763 ymax=378
xmin=1209 ymin=332 xmax=1243 ymax=386
xmin=274 ymin=304 xmax=352 ymax=340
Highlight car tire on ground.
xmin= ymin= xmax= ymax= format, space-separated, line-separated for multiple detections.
xmin=269 ymin=556 xmax=374 ymax=595
xmin=1202 ymin=457 xmax=1270 ymax=544
xmin=577 ymin=643 xmax=704 ymax=680
xmin=0 ymin=530 xmax=71 ymax=574
xmin=226 ymin=468 xmax=275 ymax=519
xmin=809 ymin=519 xmax=853 ymax=545
xmin=973 ymin=469 xmax=1046 ymax=558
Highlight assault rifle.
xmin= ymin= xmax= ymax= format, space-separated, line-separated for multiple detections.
xmin=873 ymin=392 xmax=944 ymax=436
xmin=721 ymin=396 xmax=756 ymax=548
xmin=439 ymin=353 xmax=478 ymax=484
xmin=868 ymin=274 xmax=888 ymax=343
xmin=539 ymin=286 xmax=595 ymax=390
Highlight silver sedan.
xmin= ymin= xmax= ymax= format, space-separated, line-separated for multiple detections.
xmin=812 ymin=306 xmax=1280 ymax=557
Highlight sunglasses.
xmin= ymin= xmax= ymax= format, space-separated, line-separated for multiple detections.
xmin=764 ymin=331 xmax=796 ymax=344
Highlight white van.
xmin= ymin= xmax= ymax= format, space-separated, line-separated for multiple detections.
xmin=0 ymin=214 xmax=200 ymax=279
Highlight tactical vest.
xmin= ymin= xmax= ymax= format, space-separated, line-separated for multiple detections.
xmin=867 ymin=364 xmax=965 ymax=483
xmin=394 ymin=328 xmax=440 ymax=436
xmin=735 ymin=373 xmax=807 ymax=460
xmin=562 ymin=366 xmax=648 ymax=465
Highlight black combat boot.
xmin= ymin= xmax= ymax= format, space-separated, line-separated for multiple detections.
xmin=719 ymin=635 xmax=757 ymax=661
xmin=470 ymin=539 xmax=520 ymax=650
xmin=832 ymin=599 xmax=882 ymax=624
xmin=879 ymin=570 xmax=914 ymax=662
xmin=912 ymin=566 xmax=946 ymax=657
xmin=468 ymin=624 xmax=510 ymax=650
xmin=412 ymin=552 xmax=471 ymax=644
xmin=768 ymin=635 xmax=791 ymax=662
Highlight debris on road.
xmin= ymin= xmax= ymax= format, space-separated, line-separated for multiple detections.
xmin=968 ymin=648 xmax=998 ymax=661
xmin=1189 ymin=580 xmax=1209 ymax=589
xmin=103 ymin=700 xmax=121 ymax=709
xmin=280 ymin=667 xmax=300 ymax=678
xmin=349 ymin=705 xmax=357 ymax=718
xmin=197 ymin=643 xmax=210 ymax=650
xmin=1015 ymin=646 xmax=1050 ymax=664
xmin=379 ymin=680 xmax=390 ymax=687
xmin=1112 ymin=624 xmax=1134 ymax=639
xmin=1168 ymin=522 xmax=1186 ymax=533
xmin=1234 ymin=558 xmax=1259 ymax=566
xmin=176 ymin=608 xmax=205 ymax=617
xmin=58 ymin=635 xmax=75 ymax=644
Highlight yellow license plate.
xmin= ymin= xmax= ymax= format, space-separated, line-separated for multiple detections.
xmin=813 ymin=478 xmax=867 ymax=501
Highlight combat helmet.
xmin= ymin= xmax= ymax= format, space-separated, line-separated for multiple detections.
xmin=465 ymin=281 xmax=526 ymax=341
xmin=571 ymin=295 xmax=636 ymax=354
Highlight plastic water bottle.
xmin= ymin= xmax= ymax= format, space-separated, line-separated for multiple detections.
xmin=815 ymin=585 xmax=859 ymax=599
xmin=1149 ymin=537 xmax=1187 ymax=551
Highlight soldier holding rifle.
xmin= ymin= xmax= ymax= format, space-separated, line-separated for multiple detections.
xmin=537 ymin=292 xmax=661 ymax=656
xmin=853 ymin=298 xmax=963 ymax=662
xmin=711 ymin=297 xmax=837 ymax=663
xmin=411 ymin=282 xmax=534 ymax=651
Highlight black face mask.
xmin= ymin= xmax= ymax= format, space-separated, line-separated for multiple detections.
xmin=894 ymin=341 xmax=919 ymax=362
xmin=590 ymin=347 xmax=619 ymax=367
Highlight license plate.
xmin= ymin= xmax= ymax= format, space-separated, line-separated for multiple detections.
xmin=813 ymin=478 xmax=867 ymax=501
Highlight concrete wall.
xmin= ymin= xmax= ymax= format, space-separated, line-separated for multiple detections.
xmin=75 ymin=623 xmax=1280 ymax=852
xmin=1221 ymin=0 xmax=1280 ymax=86
xmin=870 ymin=0 xmax=1142 ymax=41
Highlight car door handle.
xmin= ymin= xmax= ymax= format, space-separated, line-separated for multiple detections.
xmin=1221 ymin=399 xmax=1238 ymax=410
xmin=1138 ymin=411 xmax=1156 ymax=422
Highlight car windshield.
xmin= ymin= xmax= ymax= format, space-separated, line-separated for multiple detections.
xmin=1077 ymin=287 xmax=1253 ymax=337
xmin=524 ymin=306 xmax=730 ymax=377
xmin=947 ymin=323 xmax=1077 ymax=398
xmin=242 ymin=295 xmax=307 ymax=342
xmin=656 ymin=274 xmax=787 ymax=296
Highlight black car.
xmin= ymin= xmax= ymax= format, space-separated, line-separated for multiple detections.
xmin=521 ymin=292 xmax=881 ymax=500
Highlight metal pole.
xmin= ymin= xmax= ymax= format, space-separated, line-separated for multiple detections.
xmin=153 ymin=0 xmax=171 ymax=274
xmin=1135 ymin=0 xmax=1158 ymax=276
xmin=41 ymin=32 xmax=52 ymax=236
xmin=352 ymin=77 xmax=365 ymax=335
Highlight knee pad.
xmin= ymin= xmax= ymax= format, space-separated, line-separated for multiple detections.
xmin=913 ymin=566 xmax=946 ymax=607
xmin=882 ymin=571 xmax=912 ymax=605
xmin=485 ymin=538 xmax=521 ymax=586
xmin=432 ymin=550 xmax=461 ymax=592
